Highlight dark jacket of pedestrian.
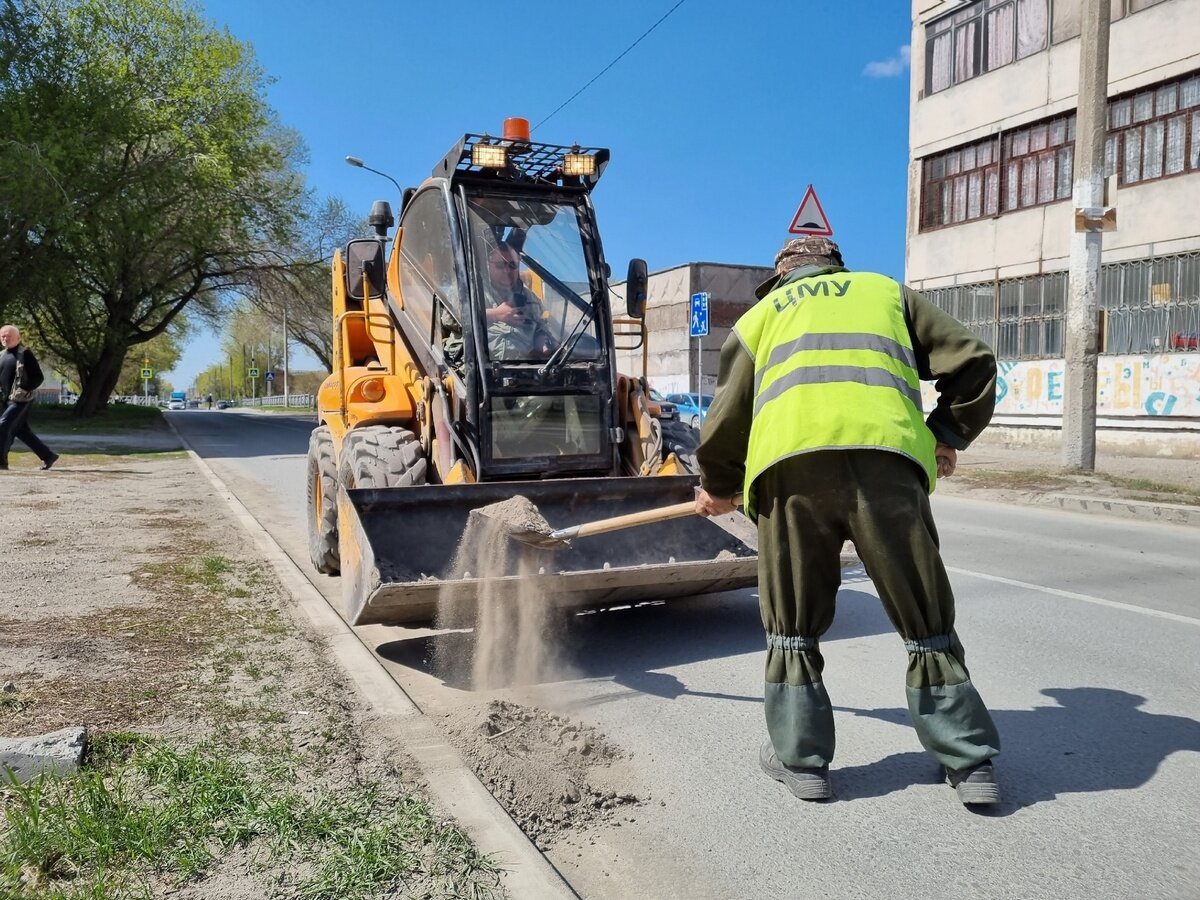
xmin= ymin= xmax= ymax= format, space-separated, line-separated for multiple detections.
xmin=0 ymin=325 xmax=59 ymax=470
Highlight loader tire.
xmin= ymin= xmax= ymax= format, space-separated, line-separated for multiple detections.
xmin=307 ymin=425 xmax=340 ymax=575
xmin=338 ymin=426 xmax=428 ymax=491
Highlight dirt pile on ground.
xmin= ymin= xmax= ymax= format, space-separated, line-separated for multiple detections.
xmin=442 ymin=699 xmax=641 ymax=849
xmin=435 ymin=496 xmax=571 ymax=689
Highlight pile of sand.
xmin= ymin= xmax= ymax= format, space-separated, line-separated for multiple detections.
xmin=442 ymin=700 xmax=640 ymax=849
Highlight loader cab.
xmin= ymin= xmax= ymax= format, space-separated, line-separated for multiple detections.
xmin=382 ymin=130 xmax=623 ymax=483
xmin=459 ymin=187 xmax=615 ymax=479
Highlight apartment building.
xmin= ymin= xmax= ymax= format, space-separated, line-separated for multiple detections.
xmin=906 ymin=0 xmax=1200 ymax=439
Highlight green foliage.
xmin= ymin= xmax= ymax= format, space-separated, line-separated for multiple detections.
xmin=0 ymin=737 xmax=503 ymax=899
xmin=0 ymin=0 xmax=305 ymax=414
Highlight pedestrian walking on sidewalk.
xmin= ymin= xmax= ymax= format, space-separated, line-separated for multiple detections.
xmin=0 ymin=324 xmax=60 ymax=471
xmin=694 ymin=237 xmax=1001 ymax=805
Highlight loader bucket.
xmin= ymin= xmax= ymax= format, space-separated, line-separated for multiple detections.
xmin=337 ymin=475 xmax=757 ymax=625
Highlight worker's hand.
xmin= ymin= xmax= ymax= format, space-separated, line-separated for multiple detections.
xmin=487 ymin=302 xmax=526 ymax=326
xmin=935 ymin=442 xmax=958 ymax=478
xmin=695 ymin=489 xmax=737 ymax=517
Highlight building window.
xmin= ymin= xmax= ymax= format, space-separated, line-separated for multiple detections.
xmin=919 ymin=72 xmax=1200 ymax=231
xmin=925 ymin=0 xmax=1048 ymax=96
xmin=923 ymin=252 xmax=1200 ymax=358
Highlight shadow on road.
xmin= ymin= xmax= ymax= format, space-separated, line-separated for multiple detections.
xmin=375 ymin=586 xmax=895 ymax=697
xmin=833 ymin=687 xmax=1200 ymax=813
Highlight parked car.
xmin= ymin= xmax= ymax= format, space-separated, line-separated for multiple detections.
xmin=666 ymin=392 xmax=714 ymax=429
xmin=215 ymin=400 xmax=230 ymax=410
xmin=646 ymin=388 xmax=678 ymax=421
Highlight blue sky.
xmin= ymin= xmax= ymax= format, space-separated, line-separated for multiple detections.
xmin=169 ymin=0 xmax=915 ymax=389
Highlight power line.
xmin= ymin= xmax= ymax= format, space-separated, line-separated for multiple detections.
xmin=534 ymin=0 xmax=690 ymax=131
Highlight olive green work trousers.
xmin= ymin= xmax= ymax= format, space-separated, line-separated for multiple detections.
xmin=756 ymin=449 xmax=1000 ymax=772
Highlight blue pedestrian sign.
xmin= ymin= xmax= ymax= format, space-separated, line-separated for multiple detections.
xmin=265 ymin=371 xmax=275 ymax=382
xmin=690 ymin=292 xmax=710 ymax=337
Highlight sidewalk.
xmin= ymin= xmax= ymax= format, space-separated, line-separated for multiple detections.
xmin=941 ymin=435 xmax=1200 ymax=527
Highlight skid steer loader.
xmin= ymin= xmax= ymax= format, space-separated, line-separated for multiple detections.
xmin=307 ymin=117 xmax=757 ymax=625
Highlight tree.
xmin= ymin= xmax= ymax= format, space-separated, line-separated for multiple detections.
xmin=246 ymin=195 xmax=366 ymax=374
xmin=0 ymin=0 xmax=303 ymax=415
xmin=114 ymin=326 xmax=186 ymax=396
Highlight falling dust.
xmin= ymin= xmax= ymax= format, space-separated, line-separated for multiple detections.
xmin=434 ymin=494 xmax=571 ymax=690
xmin=433 ymin=498 xmax=645 ymax=848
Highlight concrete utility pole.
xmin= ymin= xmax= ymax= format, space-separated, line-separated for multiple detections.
xmin=1062 ymin=0 xmax=1111 ymax=471
xmin=282 ymin=304 xmax=290 ymax=408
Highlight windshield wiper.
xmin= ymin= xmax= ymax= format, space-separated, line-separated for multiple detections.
xmin=538 ymin=302 xmax=596 ymax=376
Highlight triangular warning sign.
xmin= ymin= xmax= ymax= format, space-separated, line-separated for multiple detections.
xmin=788 ymin=184 xmax=833 ymax=236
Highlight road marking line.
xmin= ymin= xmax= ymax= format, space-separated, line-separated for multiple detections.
xmin=946 ymin=566 xmax=1200 ymax=627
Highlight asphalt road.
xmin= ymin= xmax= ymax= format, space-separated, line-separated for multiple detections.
xmin=169 ymin=409 xmax=1200 ymax=900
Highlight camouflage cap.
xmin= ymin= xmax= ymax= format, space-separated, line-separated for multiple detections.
xmin=774 ymin=236 xmax=843 ymax=273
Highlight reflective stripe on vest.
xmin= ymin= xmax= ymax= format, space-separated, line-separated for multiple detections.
xmin=733 ymin=271 xmax=937 ymax=520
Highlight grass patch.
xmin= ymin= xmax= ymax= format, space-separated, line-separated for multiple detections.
xmin=1 ymin=734 xmax=502 ymax=899
xmin=1097 ymin=473 xmax=1200 ymax=502
xmin=32 ymin=405 xmax=166 ymax=434
xmin=0 ymin=532 xmax=503 ymax=899
xmin=956 ymin=468 xmax=1076 ymax=492
xmin=957 ymin=466 xmax=1200 ymax=502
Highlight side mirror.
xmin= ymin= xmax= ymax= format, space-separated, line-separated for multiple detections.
xmin=625 ymin=258 xmax=648 ymax=319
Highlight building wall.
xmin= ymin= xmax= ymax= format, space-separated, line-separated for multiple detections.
xmin=907 ymin=0 xmax=1200 ymax=284
xmin=906 ymin=0 xmax=1200 ymax=434
xmin=615 ymin=262 xmax=773 ymax=395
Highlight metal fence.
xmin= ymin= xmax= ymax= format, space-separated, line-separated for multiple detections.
xmin=923 ymin=250 xmax=1200 ymax=358
xmin=239 ymin=393 xmax=315 ymax=408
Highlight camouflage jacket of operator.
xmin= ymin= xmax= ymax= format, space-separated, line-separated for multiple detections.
xmin=697 ymin=264 xmax=998 ymax=513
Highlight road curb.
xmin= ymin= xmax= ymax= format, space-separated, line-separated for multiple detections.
xmin=164 ymin=419 xmax=579 ymax=900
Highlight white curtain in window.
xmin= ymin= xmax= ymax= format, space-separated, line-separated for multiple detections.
xmin=1016 ymin=0 xmax=1047 ymax=58
xmin=1180 ymin=76 xmax=1200 ymax=109
xmin=1021 ymin=158 xmax=1038 ymax=205
xmin=1038 ymin=154 xmax=1055 ymax=203
xmin=986 ymin=4 xmax=1015 ymax=70
xmin=1143 ymin=121 xmax=1164 ymax=180
xmin=1165 ymin=117 xmax=1185 ymax=175
xmin=968 ymin=172 xmax=983 ymax=219
xmin=954 ymin=21 xmax=978 ymax=83
xmin=1123 ymin=129 xmax=1143 ymax=183
xmin=1192 ymin=113 xmax=1200 ymax=169
xmin=930 ymin=32 xmax=953 ymax=93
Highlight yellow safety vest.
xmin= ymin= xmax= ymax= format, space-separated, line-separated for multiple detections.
xmin=734 ymin=271 xmax=936 ymax=520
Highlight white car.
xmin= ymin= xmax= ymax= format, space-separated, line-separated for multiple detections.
xmin=167 ymin=399 xmax=186 ymax=410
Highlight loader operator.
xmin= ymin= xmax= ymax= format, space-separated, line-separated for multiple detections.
xmin=481 ymin=241 xmax=556 ymax=361
xmin=693 ymin=236 xmax=1002 ymax=805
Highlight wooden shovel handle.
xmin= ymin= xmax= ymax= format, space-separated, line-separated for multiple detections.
xmin=571 ymin=493 xmax=744 ymax=540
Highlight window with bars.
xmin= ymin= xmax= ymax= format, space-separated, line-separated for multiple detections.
xmin=922 ymin=252 xmax=1200 ymax=358
xmin=925 ymin=0 xmax=1048 ymax=96
xmin=919 ymin=72 xmax=1200 ymax=231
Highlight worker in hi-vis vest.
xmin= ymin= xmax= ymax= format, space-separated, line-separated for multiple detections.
xmin=695 ymin=236 xmax=1001 ymax=805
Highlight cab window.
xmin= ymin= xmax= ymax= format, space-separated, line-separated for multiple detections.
xmin=397 ymin=188 xmax=461 ymax=339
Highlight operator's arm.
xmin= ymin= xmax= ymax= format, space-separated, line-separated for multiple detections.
xmin=696 ymin=331 xmax=755 ymax=510
xmin=902 ymin=285 xmax=997 ymax=450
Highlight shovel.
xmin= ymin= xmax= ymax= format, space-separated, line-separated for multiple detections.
xmin=501 ymin=493 xmax=744 ymax=550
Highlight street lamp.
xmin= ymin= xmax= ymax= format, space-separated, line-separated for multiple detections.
xmin=345 ymin=155 xmax=403 ymax=204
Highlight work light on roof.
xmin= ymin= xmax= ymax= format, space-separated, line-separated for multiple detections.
xmin=562 ymin=148 xmax=596 ymax=177
xmin=471 ymin=142 xmax=508 ymax=169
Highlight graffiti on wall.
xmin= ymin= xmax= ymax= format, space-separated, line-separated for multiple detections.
xmin=919 ymin=353 xmax=1200 ymax=417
